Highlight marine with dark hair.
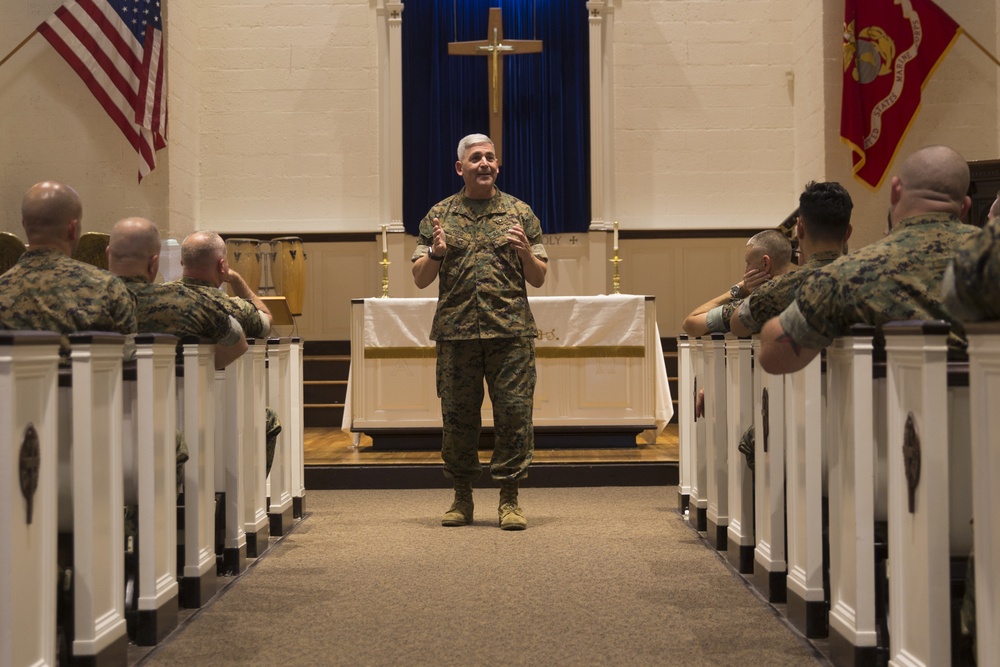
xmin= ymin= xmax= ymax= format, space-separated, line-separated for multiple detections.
xmin=730 ymin=181 xmax=854 ymax=336
xmin=760 ymin=145 xmax=979 ymax=374
xmin=943 ymin=191 xmax=1000 ymax=322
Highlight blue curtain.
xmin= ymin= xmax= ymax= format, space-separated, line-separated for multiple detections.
xmin=401 ymin=0 xmax=590 ymax=235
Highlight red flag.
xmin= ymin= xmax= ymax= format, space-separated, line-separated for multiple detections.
xmin=38 ymin=0 xmax=167 ymax=182
xmin=841 ymin=0 xmax=961 ymax=189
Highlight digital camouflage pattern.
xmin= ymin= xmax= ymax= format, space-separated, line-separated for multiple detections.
xmin=412 ymin=188 xmax=547 ymax=341
xmin=265 ymin=406 xmax=281 ymax=477
xmin=779 ymin=213 xmax=978 ymax=353
xmin=950 ymin=215 xmax=1000 ymax=321
xmin=736 ymin=250 xmax=841 ymax=334
xmin=122 ymin=275 xmax=240 ymax=342
xmin=173 ymin=276 xmax=269 ymax=339
xmin=0 ymin=248 xmax=136 ymax=337
xmin=436 ymin=337 xmax=535 ymax=483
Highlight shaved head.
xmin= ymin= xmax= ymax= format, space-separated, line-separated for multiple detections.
xmin=898 ymin=145 xmax=970 ymax=208
xmin=21 ymin=181 xmax=82 ymax=245
xmin=107 ymin=217 xmax=161 ymax=281
xmin=181 ymin=231 xmax=226 ymax=271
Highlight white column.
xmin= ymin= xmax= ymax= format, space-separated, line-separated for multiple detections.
xmin=676 ymin=335 xmax=694 ymax=512
xmin=704 ymin=334 xmax=729 ymax=549
xmin=242 ymin=339 xmax=270 ymax=557
xmin=267 ymin=338 xmax=294 ymax=535
xmin=586 ymin=0 xmax=615 ymax=230
xmin=289 ymin=337 xmax=306 ymax=518
xmin=688 ymin=337 xmax=707 ymax=531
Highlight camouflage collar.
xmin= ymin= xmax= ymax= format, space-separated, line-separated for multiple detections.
xmin=802 ymin=250 xmax=842 ymax=266
xmin=892 ymin=212 xmax=962 ymax=233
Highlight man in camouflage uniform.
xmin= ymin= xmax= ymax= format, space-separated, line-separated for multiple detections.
xmin=0 ymin=181 xmax=135 ymax=349
xmin=412 ymin=133 xmax=548 ymax=530
xmin=730 ymin=181 xmax=854 ymax=337
xmin=108 ymin=217 xmax=248 ymax=369
xmin=943 ymin=191 xmax=1000 ymax=322
xmin=173 ymin=230 xmax=281 ymax=475
xmin=681 ymin=229 xmax=792 ymax=337
xmin=759 ymin=145 xmax=980 ymax=375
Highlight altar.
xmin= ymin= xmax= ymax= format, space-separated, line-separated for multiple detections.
xmin=344 ymin=295 xmax=673 ymax=449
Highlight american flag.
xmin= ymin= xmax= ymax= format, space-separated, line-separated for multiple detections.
xmin=38 ymin=0 xmax=167 ymax=182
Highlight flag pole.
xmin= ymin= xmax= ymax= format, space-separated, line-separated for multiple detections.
xmin=0 ymin=29 xmax=38 ymax=69
xmin=961 ymin=29 xmax=1000 ymax=68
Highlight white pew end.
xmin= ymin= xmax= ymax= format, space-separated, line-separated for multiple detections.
xmin=725 ymin=336 xmax=754 ymax=573
xmin=176 ymin=337 xmax=218 ymax=608
xmin=289 ymin=337 xmax=306 ymax=518
xmin=266 ymin=338 xmax=294 ymax=536
xmin=1 ymin=331 xmax=61 ymax=667
xmin=59 ymin=332 xmax=128 ymax=665
xmin=243 ymin=339 xmax=270 ymax=557
xmin=215 ymin=356 xmax=247 ymax=575
xmin=121 ymin=334 xmax=179 ymax=645
xmin=883 ymin=321 xmax=973 ymax=667
xmin=704 ymin=333 xmax=729 ymax=549
xmin=826 ymin=325 xmax=884 ymax=665
xmin=966 ymin=322 xmax=1000 ymax=667
xmin=688 ymin=337 xmax=708 ymax=531
xmin=784 ymin=353 xmax=827 ymax=638
xmin=676 ymin=334 xmax=694 ymax=513
xmin=751 ymin=336 xmax=788 ymax=603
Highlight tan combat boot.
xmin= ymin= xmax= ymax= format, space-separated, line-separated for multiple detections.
xmin=498 ymin=479 xmax=527 ymax=531
xmin=441 ymin=480 xmax=474 ymax=526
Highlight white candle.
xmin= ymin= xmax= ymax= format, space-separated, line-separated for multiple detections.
xmin=381 ymin=225 xmax=387 ymax=253
xmin=613 ymin=221 xmax=619 ymax=251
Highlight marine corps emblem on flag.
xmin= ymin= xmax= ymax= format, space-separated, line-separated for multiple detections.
xmin=840 ymin=0 xmax=961 ymax=189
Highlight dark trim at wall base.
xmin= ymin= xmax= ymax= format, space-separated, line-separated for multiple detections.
xmin=220 ymin=229 xmax=768 ymax=244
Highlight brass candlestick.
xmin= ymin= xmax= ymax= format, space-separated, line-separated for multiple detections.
xmin=379 ymin=251 xmax=391 ymax=298
xmin=610 ymin=251 xmax=622 ymax=294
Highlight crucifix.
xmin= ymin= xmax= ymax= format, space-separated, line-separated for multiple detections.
xmin=448 ymin=7 xmax=542 ymax=164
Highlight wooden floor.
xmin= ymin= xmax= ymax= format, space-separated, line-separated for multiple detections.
xmin=305 ymin=423 xmax=679 ymax=466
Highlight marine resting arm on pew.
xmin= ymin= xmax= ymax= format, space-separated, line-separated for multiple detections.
xmin=759 ymin=305 xmax=822 ymax=374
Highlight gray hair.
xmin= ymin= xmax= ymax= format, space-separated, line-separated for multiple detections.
xmin=457 ymin=134 xmax=494 ymax=161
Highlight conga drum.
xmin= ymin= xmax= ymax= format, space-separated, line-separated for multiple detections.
xmin=270 ymin=237 xmax=305 ymax=316
xmin=225 ymin=238 xmax=262 ymax=297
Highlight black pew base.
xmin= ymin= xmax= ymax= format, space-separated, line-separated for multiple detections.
xmin=179 ymin=570 xmax=218 ymax=609
xmin=828 ymin=627 xmax=882 ymax=667
xmin=705 ymin=518 xmax=728 ymax=551
xmin=726 ymin=543 xmax=754 ymax=574
xmin=293 ymin=493 xmax=306 ymax=518
xmin=134 ymin=594 xmax=178 ymax=647
xmin=71 ymin=633 xmax=128 ymax=667
xmin=246 ymin=525 xmax=271 ymax=559
xmin=751 ymin=566 xmax=787 ymax=604
xmin=269 ymin=506 xmax=294 ymax=537
xmin=676 ymin=490 xmax=689 ymax=513
xmin=787 ymin=588 xmax=829 ymax=638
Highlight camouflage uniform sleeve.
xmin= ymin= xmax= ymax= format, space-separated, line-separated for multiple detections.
xmin=705 ymin=299 xmax=739 ymax=333
xmin=230 ymin=296 xmax=268 ymax=339
xmin=949 ymin=218 xmax=1000 ymax=321
xmin=735 ymin=298 xmax=761 ymax=333
xmin=411 ymin=200 xmax=449 ymax=262
xmin=778 ymin=300 xmax=833 ymax=349
xmin=517 ymin=200 xmax=548 ymax=260
xmin=217 ymin=315 xmax=244 ymax=346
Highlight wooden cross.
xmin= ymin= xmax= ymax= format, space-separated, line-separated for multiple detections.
xmin=448 ymin=7 xmax=542 ymax=164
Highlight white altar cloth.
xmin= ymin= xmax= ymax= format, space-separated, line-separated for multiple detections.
xmin=345 ymin=295 xmax=673 ymax=444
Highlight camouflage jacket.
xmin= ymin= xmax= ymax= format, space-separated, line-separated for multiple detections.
xmin=122 ymin=276 xmax=241 ymax=343
xmin=172 ymin=277 xmax=269 ymax=339
xmin=947 ymin=215 xmax=1000 ymax=321
xmin=779 ymin=213 xmax=978 ymax=353
xmin=0 ymin=248 xmax=136 ymax=336
xmin=412 ymin=188 xmax=548 ymax=340
xmin=736 ymin=250 xmax=841 ymax=334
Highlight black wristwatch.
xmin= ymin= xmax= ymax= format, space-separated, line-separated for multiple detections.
xmin=730 ymin=284 xmax=742 ymax=299
xmin=428 ymin=250 xmax=445 ymax=261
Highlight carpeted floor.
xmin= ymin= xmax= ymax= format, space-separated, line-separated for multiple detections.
xmin=139 ymin=487 xmax=825 ymax=666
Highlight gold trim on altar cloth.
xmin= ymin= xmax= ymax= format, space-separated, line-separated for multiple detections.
xmin=364 ymin=345 xmax=646 ymax=360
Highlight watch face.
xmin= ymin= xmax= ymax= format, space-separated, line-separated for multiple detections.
xmin=731 ymin=285 xmax=741 ymax=298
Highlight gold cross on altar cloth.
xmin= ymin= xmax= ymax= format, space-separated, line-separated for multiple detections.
xmin=448 ymin=7 xmax=542 ymax=165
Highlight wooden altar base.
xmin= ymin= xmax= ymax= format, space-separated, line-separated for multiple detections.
xmin=304 ymin=425 xmax=678 ymax=489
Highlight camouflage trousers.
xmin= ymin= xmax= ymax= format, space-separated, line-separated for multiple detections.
xmin=265 ymin=406 xmax=281 ymax=477
xmin=436 ymin=337 xmax=535 ymax=484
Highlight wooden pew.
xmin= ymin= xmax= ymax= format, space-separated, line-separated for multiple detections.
xmin=267 ymin=337 xmax=294 ymax=536
xmin=676 ymin=334 xmax=694 ymax=513
xmin=751 ymin=336 xmax=787 ymax=603
xmin=289 ymin=337 xmax=306 ymax=518
xmin=243 ymin=339 xmax=270 ymax=557
xmin=883 ymin=321 xmax=974 ymax=667
xmin=825 ymin=325 xmax=884 ymax=665
xmin=58 ymin=333 xmax=129 ymax=665
xmin=724 ymin=335 xmax=754 ymax=573
xmin=176 ymin=337 xmax=218 ymax=608
xmin=784 ymin=354 xmax=827 ymax=638
xmin=0 ymin=331 xmax=61 ymax=667
xmin=121 ymin=334 xmax=179 ymax=645
xmin=966 ymin=322 xmax=1000 ymax=667
xmin=703 ymin=333 xmax=729 ymax=549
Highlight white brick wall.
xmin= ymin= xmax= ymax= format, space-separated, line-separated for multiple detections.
xmin=0 ymin=0 xmax=996 ymax=246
